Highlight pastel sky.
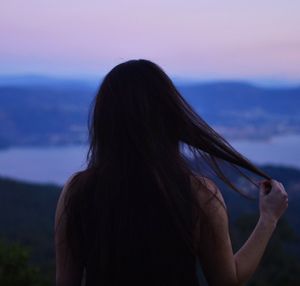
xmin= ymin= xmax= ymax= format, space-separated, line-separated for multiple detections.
xmin=1 ymin=0 xmax=300 ymax=82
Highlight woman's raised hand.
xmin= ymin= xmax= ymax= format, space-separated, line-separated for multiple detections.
xmin=258 ymin=179 xmax=288 ymax=224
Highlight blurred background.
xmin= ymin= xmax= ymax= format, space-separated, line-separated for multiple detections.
xmin=0 ymin=0 xmax=299 ymax=285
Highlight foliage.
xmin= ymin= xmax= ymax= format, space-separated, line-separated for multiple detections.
xmin=0 ymin=239 xmax=50 ymax=286
xmin=0 ymin=177 xmax=60 ymax=284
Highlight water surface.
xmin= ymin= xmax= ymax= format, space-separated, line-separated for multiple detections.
xmin=0 ymin=134 xmax=299 ymax=185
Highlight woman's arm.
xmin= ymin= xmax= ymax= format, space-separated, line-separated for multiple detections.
xmin=193 ymin=177 xmax=288 ymax=286
xmin=233 ymin=179 xmax=288 ymax=283
xmin=233 ymin=215 xmax=276 ymax=284
xmin=55 ymin=176 xmax=84 ymax=286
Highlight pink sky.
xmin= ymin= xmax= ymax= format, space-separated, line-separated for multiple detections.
xmin=1 ymin=0 xmax=300 ymax=82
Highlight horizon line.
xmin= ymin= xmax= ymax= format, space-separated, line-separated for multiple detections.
xmin=0 ymin=72 xmax=300 ymax=89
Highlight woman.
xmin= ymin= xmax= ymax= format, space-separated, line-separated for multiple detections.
xmin=55 ymin=59 xmax=288 ymax=286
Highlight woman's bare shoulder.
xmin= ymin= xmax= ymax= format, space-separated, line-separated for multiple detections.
xmin=190 ymin=173 xmax=227 ymax=212
xmin=55 ymin=172 xmax=81 ymax=229
xmin=57 ymin=174 xmax=77 ymax=204
xmin=58 ymin=171 xmax=85 ymax=200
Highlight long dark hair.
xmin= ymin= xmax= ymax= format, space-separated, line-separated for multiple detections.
xmin=61 ymin=59 xmax=271 ymax=285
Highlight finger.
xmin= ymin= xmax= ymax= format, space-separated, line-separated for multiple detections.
xmin=275 ymin=181 xmax=283 ymax=191
xmin=270 ymin=180 xmax=284 ymax=193
xmin=280 ymin=183 xmax=286 ymax=193
xmin=270 ymin=179 xmax=279 ymax=188
xmin=282 ymin=191 xmax=288 ymax=198
xmin=258 ymin=179 xmax=268 ymax=187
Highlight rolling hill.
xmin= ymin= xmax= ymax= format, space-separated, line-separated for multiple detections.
xmin=0 ymin=78 xmax=300 ymax=147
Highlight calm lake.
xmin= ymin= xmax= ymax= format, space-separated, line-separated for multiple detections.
xmin=0 ymin=134 xmax=300 ymax=185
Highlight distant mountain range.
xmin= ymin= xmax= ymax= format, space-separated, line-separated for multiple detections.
xmin=0 ymin=77 xmax=300 ymax=148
